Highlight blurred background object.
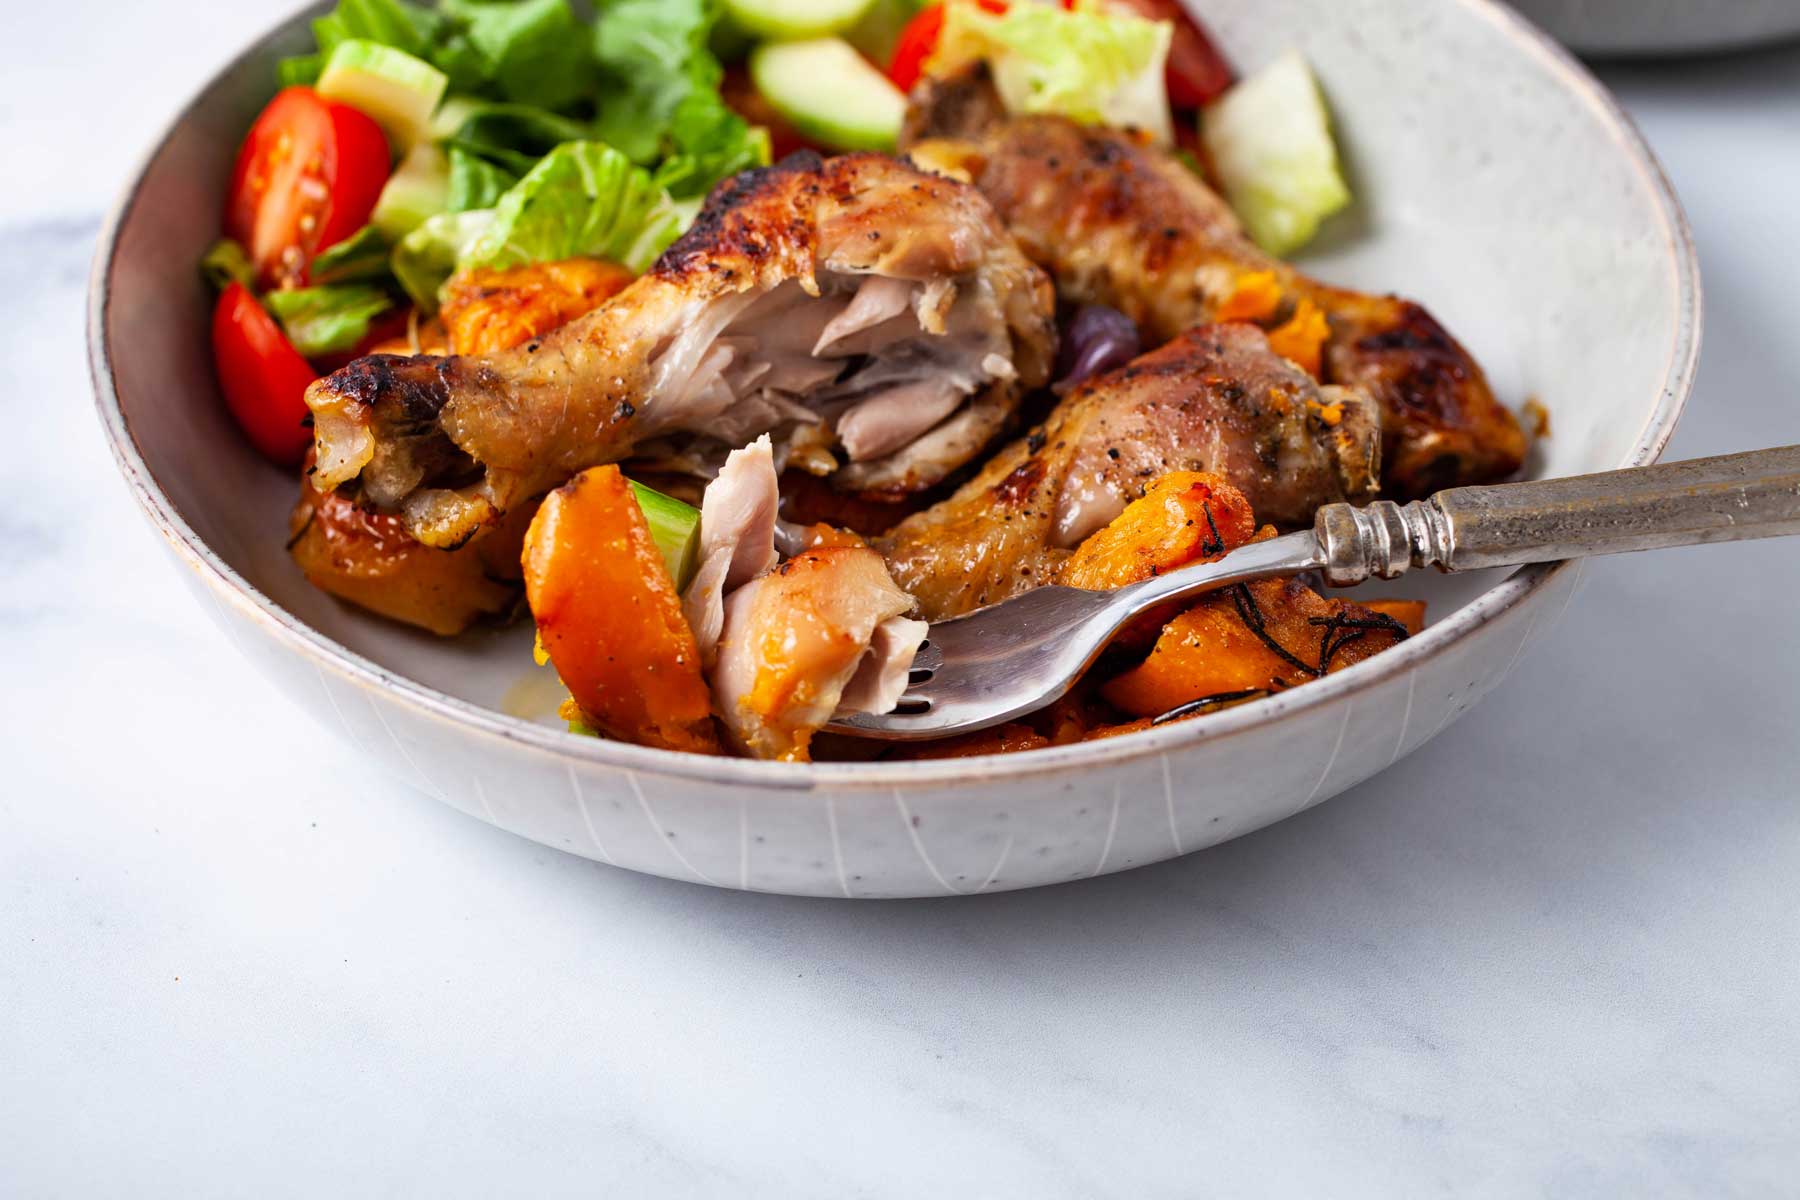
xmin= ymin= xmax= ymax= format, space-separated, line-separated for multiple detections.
xmin=1507 ymin=0 xmax=1800 ymax=56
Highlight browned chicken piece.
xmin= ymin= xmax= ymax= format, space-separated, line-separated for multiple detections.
xmin=287 ymin=459 xmax=536 ymax=636
xmin=710 ymin=547 xmax=925 ymax=761
xmin=439 ymin=258 xmax=635 ymax=356
xmin=877 ymin=323 xmax=1379 ymax=620
xmin=291 ymin=258 xmax=626 ymax=635
xmin=901 ymin=68 xmax=1527 ymax=496
xmin=305 ymin=151 xmax=1056 ymax=549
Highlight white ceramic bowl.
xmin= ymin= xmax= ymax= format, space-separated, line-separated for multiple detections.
xmin=90 ymin=0 xmax=1698 ymax=897
xmin=1505 ymin=0 xmax=1800 ymax=57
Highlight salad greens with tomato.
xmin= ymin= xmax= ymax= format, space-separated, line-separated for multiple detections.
xmin=207 ymin=0 xmax=1349 ymax=468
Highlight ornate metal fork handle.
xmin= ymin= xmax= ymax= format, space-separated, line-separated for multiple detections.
xmin=832 ymin=445 xmax=1800 ymax=740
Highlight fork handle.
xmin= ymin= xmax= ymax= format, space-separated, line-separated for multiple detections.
xmin=1314 ymin=445 xmax=1800 ymax=586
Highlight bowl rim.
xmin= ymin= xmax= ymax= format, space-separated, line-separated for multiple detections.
xmin=87 ymin=0 xmax=1701 ymax=792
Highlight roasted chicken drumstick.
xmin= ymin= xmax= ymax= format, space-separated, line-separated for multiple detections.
xmin=902 ymin=68 xmax=1526 ymax=497
xmin=878 ymin=323 xmax=1380 ymax=620
xmin=305 ymin=150 xmax=1056 ymax=548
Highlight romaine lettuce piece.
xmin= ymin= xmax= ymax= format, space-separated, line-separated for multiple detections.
xmin=440 ymin=102 xmax=592 ymax=174
xmin=440 ymin=0 xmax=597 ymax=111
xmin=1201 ymin=50 xmax=1351 ymax=256
xmin=589 ymin=0 xmax=717 ymax=164
xmin=932 ymin=0 xmax=1174 ymax=144
xmin=447 ymin=146 xmax=518 ymax=212
xmin=463 ymin=141 xmax=684 ymax=275
xmin=263 ymin=284 xmax=395 ymax=356
xmin=392 ymin=209 xmax=495 ymax=309
xmin=309 ymin=225 xmax=394 ymax=285
xmin=590 ymin=0 xmax=766 ymax=198
xmin=300 ymin=0 xmax=593 ymax=106
xmin=651 ymin=92 xmax=771 ymax=199
xmin=200 ymin=240 xmax=256 ymax=291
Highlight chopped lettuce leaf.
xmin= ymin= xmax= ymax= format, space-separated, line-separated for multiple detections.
xmin=263 ymin=284 xmax=395 ymax=356
xmin=463 ymin=141 xmax=684 ymax=275
xmin=440 ymin=0 xmax=596 ymax=111
xmin=589 ymin=0 xmax=764 ymax=198
xmin=651 ymin=91 xmax=771 ymax=199
xmin=447 ymin=146 xmax=518 ymax=212
xmin=200 ymin=240 xmax=256 ymax=291
xmin=589 ymin=0 xmax=717 ymax=164
xmin=277 ymin=54 xmax=325 ymax=88
xmin=299 ymin=0 xmax=594 ymax=104
xmin=1201 ymin=50 xmax=1351 ymax=256
xmin=442 ymin=102 xmax=592 ymax=174
xmin=312 ymin=0 xmax=437 ymax=57
xmin=309 ymin=226 xmax=394 ymax=285
xmin=933 ymin=0 xmax=1174 ymax=144
xmin=392 ymin=209 xmax=495 ymax=309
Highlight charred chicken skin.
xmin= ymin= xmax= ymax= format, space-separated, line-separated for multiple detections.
xmin=305 ymin=150 xmax=1057 ymax=550
xmin=901 ymin=68 xmax=1526 ymax=496
xmin=878 ymin=322 xmax=1380 ymax=620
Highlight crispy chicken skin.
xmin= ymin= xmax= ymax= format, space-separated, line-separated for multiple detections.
xmin=878 ymin=323 xmax=1379 ymax=619
xmin=305 ymin=151 xmax=1056 ymax=549
xmin=901 ymin=69 xmax=1526 ymax=496
xmin=287 ymin=458 xmax=536 ymax=636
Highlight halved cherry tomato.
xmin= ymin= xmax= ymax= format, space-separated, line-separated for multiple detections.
xmin=212 ymin=283 xmax=318 ymax=465
xmin=887 ymin=0 xmax=1010 ymax=94
xmin=225 ymin=88 xmax=390 ymax=288
xmin=1105 ymin=0 xmax=1234 ymax=108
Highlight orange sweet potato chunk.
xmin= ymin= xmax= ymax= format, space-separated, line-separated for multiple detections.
xmin=522 ymin=466 xmax=719 ymax=754
xmin=1360 ymin=599 xmax=1426 ymax=636
xmin=441 ymin=258 xmax=635 ymax=356
xmin=1215 ymin=270 xmax=1284 ymax=324
xmin=1101 ymin=577 xmax=1415 ymax=720
xmin=1055 ymin=472 xmax=1258 ymax=592
xmin=1266 ymin=297 xmax=1330 ymax=379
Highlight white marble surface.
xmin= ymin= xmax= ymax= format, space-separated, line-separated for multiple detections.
xmin=5 ymin=3 xmax=1799 ymax=1194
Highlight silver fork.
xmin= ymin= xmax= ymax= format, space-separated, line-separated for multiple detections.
xmin=830 ymin=445 xmax=1800 ymax=741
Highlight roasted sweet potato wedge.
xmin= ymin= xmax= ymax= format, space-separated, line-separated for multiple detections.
xmin=1055 ymin=471 xmax=1257 ymax=591
xmin=523 ymin=466 xmax=719 ymax=755
xmin=440 ymin=257 xmax=635 ymax=356
xmin=288 ymin=453 xmax=534 ymax=636
xmin=1101 ymin=576 xmax=1415 ymax=720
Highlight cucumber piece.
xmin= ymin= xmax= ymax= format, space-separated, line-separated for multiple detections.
xmin=749 ymin=37 xmax=906 ymax=153
xmin=1201 ymin=50 xmax=1351 ymax=257
xmin=726 ymin=0 xmax=876 ymax=40
xmin=629 ymin=480 xmax=702 ymax=590
xmin=316 ymin=39 xmax=447 ymax=152
xmin=372 ymin=143 xmax=450 ymax=240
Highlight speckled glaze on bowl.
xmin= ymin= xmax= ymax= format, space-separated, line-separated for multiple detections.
xmin=90 ymin=0 xmax=1698 ymax=897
